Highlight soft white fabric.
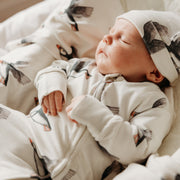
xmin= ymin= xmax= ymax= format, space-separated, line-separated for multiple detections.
xmin=163 ymin=0 xmax=180 ymax=13
xmin=2 ymin=57 xmax=172 ymax=178
xmin=0 ymin=0 xmax=124 ymax=114
xmin=19 ymin=0 xmax=123 ymax=59
xmin=1 ymin=0 xmax=178 ymax=116
xmin=158 ymin=76 xmax=180 ymax=156
xmin=0 ymin=103 xmax=112 ymax=180
xmin=0 ymin=0 xmax=61 ymax=49
xmin=113 ymin=149 xmax=180 ymax=179
xmin=113 ymin=163 xmax=161 ymax=180
xmin=0 ymin=0 xmax=180 ymax=179
xmin=35 ymin=58 xmax=172 ymax=165
xmin=0 ymin=48 xmax=7 ymax=56
xmin=0 ymin=44 xmax=55 ymax=114
xmin=155 ymin=0 xmax=180 ymax=161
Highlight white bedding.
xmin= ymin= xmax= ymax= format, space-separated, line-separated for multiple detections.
xmin=0 ymin=0 xmax=62 ymax=50
xmin=0 ymin=0 xmax=180 ymax=179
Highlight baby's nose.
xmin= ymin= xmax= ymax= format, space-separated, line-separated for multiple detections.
xmin=103 ymin=34 xmax=112 ymax=45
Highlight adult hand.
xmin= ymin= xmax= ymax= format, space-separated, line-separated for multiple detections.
xmin=42 ymin=91 xmax=64 ymax=116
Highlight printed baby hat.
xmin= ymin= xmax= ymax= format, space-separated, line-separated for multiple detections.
xmin=119 ymin=10 xmax=180 ymax=83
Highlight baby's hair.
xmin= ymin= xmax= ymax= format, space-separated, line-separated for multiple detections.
xmin=158 ymin=77 xmax=170 ymax=91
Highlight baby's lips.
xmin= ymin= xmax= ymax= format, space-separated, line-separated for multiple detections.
xmin=71 ymin=119 xmax=78 ymax=124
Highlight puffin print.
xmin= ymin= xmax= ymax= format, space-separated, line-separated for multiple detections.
xmin=29 ymin=138 xmax=52 ymax=180
xmin=143 ymin=21 xmax=168 ymax=53
xmin=106 ymin=105 xmax=119 ymax=115
xmin=62 ymin=169 xmax=76 ymax=180
xmin=130 ymin=98 xmax=166 ymax=120
xmin=90 ymin=74 xmax=122 ymax=101
xmin=134 ymin=128 xmax=152 ymax=146
xmin=29 ymin=107 xmax=51 ymax=131
xmin=56 ymin=44 xmax=77 ymax=60
xmin=68 ymin=60 xmax=95 ymax=79
xmin=0 ymin=60 xmax=31 ymax=86
xmin=143 ymin=21 xmax=180 ymax=72
xmin=0 ymin=107 xmax=10 ymax=120
xmin=65 ymin=0 xmax=93 ymax=31
xmin=129 ymin=98 xmax=166 ymax=146
xmin=101 ymin=160 xmax=123 ymax=180
xmin=20 ymin=38 xmax=35 ymax=46
xmin=170 ymin=32 xmax=180 ymax=60
xmin=168 ymin=32 xmax=180 ymax=72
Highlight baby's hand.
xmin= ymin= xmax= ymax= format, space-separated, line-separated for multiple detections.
xmin=66 ymin=95 xmax=85 ymax=124
xmin=42 ymin=91 xmax=64 ymax=116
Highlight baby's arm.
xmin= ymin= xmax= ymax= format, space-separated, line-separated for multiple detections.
xmin=34 ymin=59 xmax=72 ymax=112
xmin=66 ymin=94 xmax=172 ymax=164
xmin=42 ymin=91 xmax=64 ymax=116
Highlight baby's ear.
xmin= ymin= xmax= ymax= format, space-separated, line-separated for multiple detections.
xmin=146 ymin=69 xmax=164 ymax=84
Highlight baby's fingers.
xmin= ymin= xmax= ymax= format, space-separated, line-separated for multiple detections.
xmin=55 ymin=91 xmax=64 ymax=112
xmin=42 ymin=96 xmax=49 ymax=114
xmin=49 ymin=93 xmax=57 ymax=116
xmin=66 ymin=105 xmax=78 ymax=124
xmin=42 ymin=104 xmax=48 ymax=114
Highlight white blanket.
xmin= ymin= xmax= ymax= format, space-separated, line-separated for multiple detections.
xmin=0 ymin=0 xmax=180 ymax=179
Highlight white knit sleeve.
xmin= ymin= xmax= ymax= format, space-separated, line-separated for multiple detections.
xmin=70 ymin=94 xmax=172 ymax=165
xmin=34 ymin=60 xmax=70 ymax=104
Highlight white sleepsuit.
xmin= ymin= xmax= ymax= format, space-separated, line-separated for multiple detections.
xmin=0 ymin=58 xmax=172 ymax=179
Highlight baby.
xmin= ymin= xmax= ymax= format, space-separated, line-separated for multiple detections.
xmin=34 ymin=10 xmax=179 ymax=179
xmin=0 ymin=10 xmax=179 ymax=180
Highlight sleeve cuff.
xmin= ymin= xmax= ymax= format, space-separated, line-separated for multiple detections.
xmin=36 ymin=72 xmax=67 ymax=104
xmin=70 ymin=95 xmax=114 ymax=136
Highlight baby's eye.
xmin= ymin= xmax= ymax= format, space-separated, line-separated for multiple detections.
xmin=119 ymin=37 xmax=126 ymax=43
xmin=119 ymin=36 xmax=130 ymax=44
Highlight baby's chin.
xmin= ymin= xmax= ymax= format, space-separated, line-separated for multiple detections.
xmin=96 ymin=65 xmax=105 ymax=75
xmin=95 ymin=58 xmax=111 ymax=75
xmin=97 ymin=66 xmax=110 ymax=75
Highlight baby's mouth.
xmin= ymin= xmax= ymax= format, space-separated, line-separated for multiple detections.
xmin=98 ymin=48 xmax=107 ymax=57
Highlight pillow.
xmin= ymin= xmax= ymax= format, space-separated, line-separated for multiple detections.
xmin=0 ymin=0 xmax=60 ymax=49
xmin=122 ymin=0 xmax=164 ymax=11
xmin=163 ymin=0 xmax=180 ymax=13
xmin=158 ymin=78 xmax=180 ymax=156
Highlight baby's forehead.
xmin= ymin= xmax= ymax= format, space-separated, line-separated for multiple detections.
xmin=113 ymin=18 xmax=136 ymax=31
xmin=113 ymin=18 xmax=142 ymax=39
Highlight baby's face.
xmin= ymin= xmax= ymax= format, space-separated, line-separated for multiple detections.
xmin=95 ymin=18 xmax=156 ymax=82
